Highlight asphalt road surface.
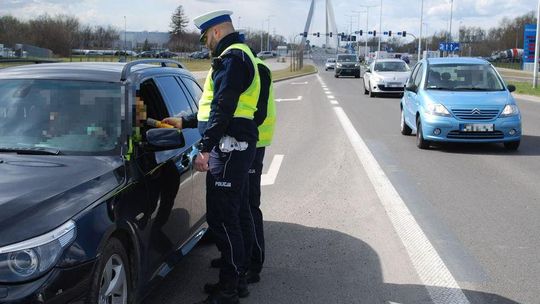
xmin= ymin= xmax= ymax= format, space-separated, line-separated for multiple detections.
xmin=143 ymin=52 xmax=540 ymax=304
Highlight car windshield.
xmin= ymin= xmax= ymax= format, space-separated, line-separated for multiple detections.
xmin=337 ymin=55 xmax=357 ymax=62
xmin=374 ymin=61 xmax=409 ymax=72
xmin=0 ymin=79 xmax=123 ymax=155
xmin=327 ymin=59 xmax=336 ymax=63
xmin=426 ymin=63 xmax=505 ymax=91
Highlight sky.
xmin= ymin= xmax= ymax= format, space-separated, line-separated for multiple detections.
xmin=1 ymin=0 xmax=537 ymax=45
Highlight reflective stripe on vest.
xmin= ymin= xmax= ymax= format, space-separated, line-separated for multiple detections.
xmin=254 ymin=58 xmax=276 ymax=148
xmin=197 ymin=43 xmax=260 ymax=122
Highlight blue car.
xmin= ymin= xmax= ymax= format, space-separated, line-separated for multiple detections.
xmin=400 ymin=57 xmax=521 ymax=150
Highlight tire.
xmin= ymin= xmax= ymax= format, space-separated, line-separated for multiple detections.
xmin=325 ymin=68 xmax=328 ymax=71
xmin=87 ymin=238 xmax=132 ymax=304
xmin=355 ymin=73 xmax=360 ymax=78
xmin=364 ymin=82 xmax=369 ymax=95
xmin=400 ymin=108 xmax=412 ymax=135
xmin=504 ymin=140 xmax=520 ymax=151
xmin=416 ymin=118 xmax=431 ymax=149
xmin=369 ymin=83 xmax=376 ymax=98
xmin=334 ymin=74 xmax=339 ymax=78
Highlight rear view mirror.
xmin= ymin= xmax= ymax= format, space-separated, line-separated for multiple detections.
xmin=145 ymin=128 xmax=185 ymax=151
xmin=405 ymin=83 xmax=417 ymax=92
xmin=507 ymin=84 xmax=516 ymax=93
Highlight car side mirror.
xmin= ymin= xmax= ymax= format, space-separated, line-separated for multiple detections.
xmin=507 ymin=84 xmax=516 ymax=93
xmin=145 ymin=128 xmax=185 ymax=151
xmin=405 ymin=83 xmax=417 ymax=93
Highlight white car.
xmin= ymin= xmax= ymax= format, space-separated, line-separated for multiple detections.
xmin=325 ymin=58 xmax=336 ymax=70
xmin=257 ymin=51 xmax=275 ymax=59
xmin=363 ymin=59 xmax=411 ymax=97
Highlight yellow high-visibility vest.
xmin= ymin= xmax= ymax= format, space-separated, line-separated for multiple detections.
xmin=197 ymin=43 xmax=260 ymax=122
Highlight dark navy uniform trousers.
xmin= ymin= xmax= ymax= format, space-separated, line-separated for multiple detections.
xmin=206 ymin=143 xmax=256 ymax=286
xmin=246 ymin=147 xmax=266 ymax=273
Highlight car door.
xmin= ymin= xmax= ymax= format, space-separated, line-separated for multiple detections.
xmin=177 ymin=76 xmax=206 ymax=227
xmin=363 ymin=63 xmax=373 ymax=91
xmin=404 ymin=63 xmax=423 ymax=128
xmin=152 ymin=75 xmax=204 ymax=244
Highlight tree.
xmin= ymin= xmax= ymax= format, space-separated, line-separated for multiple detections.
xmin=142 ymin=38 xmax=151 ymax=51
xmin=170 ymin=5 xmax=189 ymax=37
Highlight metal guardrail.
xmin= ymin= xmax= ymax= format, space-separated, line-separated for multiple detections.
xmin=120 ymin=59 xmax=184 ymax=81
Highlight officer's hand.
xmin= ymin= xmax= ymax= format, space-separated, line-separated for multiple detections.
xmin=162 ymin=117 xmax=182 ymax=129
xmin=194 ymin=152 xmax=209 ymax=172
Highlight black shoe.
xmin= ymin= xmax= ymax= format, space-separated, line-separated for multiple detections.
xmin=245 ymin=270 xmax=260 ymax=284
xmin=204 ymin=281 xmax=249 ymax=298
xmin=210 ymin=257 xmax=224 ymax=268
xmin=194 ymin=290 xmax=240 ymax=304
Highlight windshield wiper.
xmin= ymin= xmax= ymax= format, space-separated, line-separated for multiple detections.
xmin=0 ymin=147 xmax=61 ymax=155
xmin=454 ymin=87 xmax=493 ymax=91
xmin=427 ymin=87 xmax=454 ymax=91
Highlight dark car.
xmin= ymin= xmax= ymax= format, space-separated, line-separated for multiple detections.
xmin=0 ymin=59 xmax=207 ymax=303
xmin=157 ymin=51 xmax=177 ymax=58
xmin=137 ymin=51 xmax=156 ymax=58
xmin=334 ymin=54 xmax=361 ymax=78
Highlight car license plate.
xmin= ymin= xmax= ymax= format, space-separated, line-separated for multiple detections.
xmin=387 ymin=82 xmax=402 ymax=87
xmin=461 ymin=124 xmax=494 ymax=132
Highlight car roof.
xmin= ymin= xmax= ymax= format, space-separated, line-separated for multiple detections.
xmin=0 ymin=62 xmax=194 ymax=83
xmin=427 ymin=57 xmax=489 ymax=65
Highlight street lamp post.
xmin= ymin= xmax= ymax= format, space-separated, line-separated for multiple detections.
xmin=267 ymin=15 xmax=274 ymax=52
xmin=418 ymin=0 xmax=424 ymax=61
xmin=378 ymin=0 xmax=383 ymax=52
xmin=449 ymin=0 xmax=454 ymax=42
xmin=534 ymin=0 xmax=540 ymax=88
xmin=358 ymin=5 xmax=378 ymax=61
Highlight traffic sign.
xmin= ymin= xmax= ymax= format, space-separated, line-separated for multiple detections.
xmin=439 ymin=42 xmax=460 ymax=52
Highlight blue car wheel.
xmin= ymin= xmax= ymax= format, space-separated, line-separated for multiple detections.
xmin=416 ymin=118 xmax=431 ymax=149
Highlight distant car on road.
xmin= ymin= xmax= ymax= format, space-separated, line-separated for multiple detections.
xmin=189 ymin=51 xmax=210 ymax=59
xmin=334 ymin=54 xmax=361 ymax=78
xmin=137 ymin=51 xmax=156 ymax=58
xmin=157 ymin=50 xmax=177 ymax=58
xmin=257 ymin=51 xmax=276 ymax=59
xmin=0 ymin=59 xmax=207 ymax=302
xmin=363 ymin=59 xmax=411 ymax=97
xmin=400 ymin=57 xmax=521 ymax=150
xmin=325 ymin=58 xmax=336 ymax=71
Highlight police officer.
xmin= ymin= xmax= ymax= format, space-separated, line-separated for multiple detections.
xmin=164 ymin=10 xmax=259 ymax=304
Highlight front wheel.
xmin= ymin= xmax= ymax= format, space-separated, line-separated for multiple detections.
xmin=401 ymin=109 xmax=412 ymax=135
xmin=416 ymin=118 xmax=431 ymax=149
xmin=369 ymin=83 xmax=376 ymax=98
xmin=87 ymin=238 xmax=132 ymax=304
xmin=504 ymin=140 xmax=520 ymax=151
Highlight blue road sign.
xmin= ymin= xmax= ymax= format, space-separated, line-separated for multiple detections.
xmin=439 ymin=42 xmax=460 ymax=52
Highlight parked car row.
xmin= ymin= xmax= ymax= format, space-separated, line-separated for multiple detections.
xmin=188 ymin=50 xmax=210 ymax=59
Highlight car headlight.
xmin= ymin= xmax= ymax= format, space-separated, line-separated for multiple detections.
xmin=371 ymin=76 xmax=383 ymax=83
xmin=336 ymin=63 xmax=342 ymax=67
xmin=500 ymin=104 xmax=520 ymax=117
xmin=0 ymin=221 xmax=76 ymax=283
xmin=425 ymin=104 xmax=451 ymax=117
xmin=355 ymin=63 xmax=360 ymax=67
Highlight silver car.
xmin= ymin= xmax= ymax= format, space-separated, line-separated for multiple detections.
xmin=325 ymin=58 xmax=336 ymax=71
xmin=363 ymin=59 xmax=411 ymax=97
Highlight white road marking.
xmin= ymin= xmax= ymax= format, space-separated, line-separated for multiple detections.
xmin=261 ymin=155 xmax=284 ymax=186
xmin=328 ymin=95 xmax=335 ymax=99
xmin=332 ymin=106 xmax=470 ymax=304
xmin=291 ymin=81 xmax=309 ymax=85
xmin=330 ymin=99 xmax=339 ymax=105
xmin=275 ymin=96 xmax=303 ymax=102
xmin=324 ymin=91 xmax=331 ymax=95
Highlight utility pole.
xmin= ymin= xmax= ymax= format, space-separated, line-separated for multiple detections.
xmin=534 ymin=0 xmax=540 ymax=88
xmin=123 ymin=16 xmax=127 ymax=53
xmin=261 ymin=21 xmax=264 ymax=53
xmin=359 ymin=5 xmax=377 ymax=61
xmin=378 ymin=0 xmax=383 ymax=52
xmin=449 ymin=0 xmax=454 ymax=42
xmin=418 ymin=0 xmax=424 ymax=61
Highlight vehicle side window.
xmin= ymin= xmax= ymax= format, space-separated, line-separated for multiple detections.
xmin=179 ymin=77 xmax=202 ymax=110
xmin=154 ymin=76 xmax=194 ymax=117
xmin=413 ymin=63 xmax=424 ymax=88
xmin=407 ymin=64 xmax=420 ymax=86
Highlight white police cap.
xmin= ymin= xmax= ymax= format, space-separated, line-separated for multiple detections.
xmin=194 ymin=10 xmax=234 ymax=34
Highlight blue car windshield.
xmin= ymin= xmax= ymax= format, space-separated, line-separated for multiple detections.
xmin=0 ymin=80 xmax=123 ymax=155
xmin=426 ymin=64 xmax=505 ymax=91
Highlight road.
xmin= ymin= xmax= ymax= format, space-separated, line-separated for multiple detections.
xmin=143 ymin=52 xmax=540 ymax=304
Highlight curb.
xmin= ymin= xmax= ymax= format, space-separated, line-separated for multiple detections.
xmin=274 ymin=68 xmax=319 ymax=83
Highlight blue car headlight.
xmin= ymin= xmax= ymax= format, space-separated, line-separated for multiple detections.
xmin=425 ymin=104 xmax=451 ymax=117
xmin=0 ymin=221 xmax=76 ymax=283
xmin=500 ymin=104 xmax=520 ymax=117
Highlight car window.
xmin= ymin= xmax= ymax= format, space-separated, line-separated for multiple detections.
xmin=426 ymin=64 xmax=505 ymax=91
xmin=0 ymin=79 xmax=122 ymax=155
xmin=413 ymin=63 xmax=424 ymax=88
xmin=407 ymin=63 xmax=420 ymax=87
xmin=337 ymin=55 xmax=357 ymax=62
xmin=154 ymin=76 xmax=194 ymax=117
xmin=179 ymin=76 xmax=202 ymax=110
xmin=374 ymin=61 xmax=409 ymax=72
